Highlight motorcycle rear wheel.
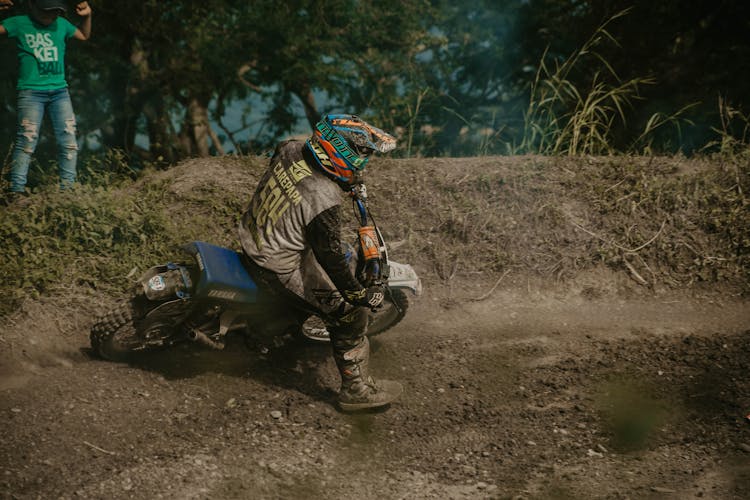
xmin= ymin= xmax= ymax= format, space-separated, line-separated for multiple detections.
xmin=90 ymin=298 xmax=145 ymax=361
xmin=90 ymin=294 xmax=190 ymax=361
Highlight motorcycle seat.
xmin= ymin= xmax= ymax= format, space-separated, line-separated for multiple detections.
xmin=183 ymin=241 xmax=259 ymax=304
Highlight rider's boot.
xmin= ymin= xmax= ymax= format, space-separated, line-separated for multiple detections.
xmin=333 ymin=336 xmax=403 ymax=411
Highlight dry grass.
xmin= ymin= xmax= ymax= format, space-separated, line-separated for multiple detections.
xmin=367 ymin=153 xmax=749 ymax=296
xmin=1 ymin=151 xmax=747 ymax=319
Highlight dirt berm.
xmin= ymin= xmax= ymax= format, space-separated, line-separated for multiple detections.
xmin=1 ymin=154 xmax=749 ymax=499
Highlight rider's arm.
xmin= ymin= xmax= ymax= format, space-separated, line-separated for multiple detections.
xmin=306 ymin=205 xmax=364 ymax=295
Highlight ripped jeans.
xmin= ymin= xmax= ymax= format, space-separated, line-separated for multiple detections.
xmin=8 ymin=88 xmax=78 ymax=192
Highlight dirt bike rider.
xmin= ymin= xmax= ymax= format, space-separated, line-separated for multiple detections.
xmin=239 ymin=114 xmax=403 ymax=411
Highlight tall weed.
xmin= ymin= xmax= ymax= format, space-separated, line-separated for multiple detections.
xmin=518 ymin=10 xmax=652 ymax=155
xmin=703 ymin=96 xmax=750 ymax=158
xmin=515 ymin=10 xmax=696 ymax=157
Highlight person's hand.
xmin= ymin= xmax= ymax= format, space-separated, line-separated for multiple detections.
xmin=343 ymin=285 xmax=385 ymax=309
xmin=76 ymin=1 xmax=91 ymax=17
xmin=0 ymin=0 xmax=14 ymax=12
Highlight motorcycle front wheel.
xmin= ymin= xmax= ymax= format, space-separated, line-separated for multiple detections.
xmin=301 ymin=288 xmax=409 ymax=341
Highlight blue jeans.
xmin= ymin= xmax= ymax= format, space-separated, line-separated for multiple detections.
xmin=8 ymin=88 xmax=78 ymax=192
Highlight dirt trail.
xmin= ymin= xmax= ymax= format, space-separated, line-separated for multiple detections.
xmin=2 ymin=285 xmax=749 ymax=499
xmin=2 ymin=152 xmax=750 ymax=498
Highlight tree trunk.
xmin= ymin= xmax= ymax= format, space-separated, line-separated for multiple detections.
xmin=124 ymin=39 xmax=181 ymax=163
xmin=207 ymin=125 xmax=226 ymax=155
xmin=179 ymin=93 xmax=226 ymax=157
xmin=144 ymin=96 xmax=179 ymax=164
xmin=100 ymin=36 xmax=138 ymax=152
xmin=180 ymin=95 xmax=212 ymax=157
xmin=294 ymin=85 xmax=320 ymax=131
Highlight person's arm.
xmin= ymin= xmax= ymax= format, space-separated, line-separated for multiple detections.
xmin=72 ymin=1 xmax=91 ymax=41
xmin=0 ymin=0 xmax=12 ymax=36
xmin=305 ymin=205 xmax=386 ymax=308
xmin=306 ymin=205 xmax=363 ymax=293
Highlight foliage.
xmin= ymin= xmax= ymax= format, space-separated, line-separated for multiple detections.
xmin=0 ymin=186 xmax=153 ymax=315
xmin=62 ymin=0 xmax=432 ymax=158
xmin=515 ymin=11 xmax=644 ymax=155
xmin=514 ymin=10 xmax=702 ymax=156
xmin=703 ymin=96 xmax=750 ymax=156
xmin=1 ymin=147 xmax=748 ymax=319
xmin=3 ymin=1 xmax=748 ymax=165
xmin=372 ymin=0 xmax=528 ymax=157
xmin=0 ymin=156 xmax=248 ymax=316
xmin=573 ymin=156 xmax=749 ymax=288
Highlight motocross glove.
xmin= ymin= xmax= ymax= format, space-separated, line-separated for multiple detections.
xmin=343 ymin=285 xmax=385 ymax=309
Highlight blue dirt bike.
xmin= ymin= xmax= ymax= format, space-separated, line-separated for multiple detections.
xmin=90 ymin=192 xmax=421 ymax=361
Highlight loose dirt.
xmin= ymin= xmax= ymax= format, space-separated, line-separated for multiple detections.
xmin=2 ymin=284 xmax=749 ymax=499
xmin=1 ymin=155 xmax=749 ymax=499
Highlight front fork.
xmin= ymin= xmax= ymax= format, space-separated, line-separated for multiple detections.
xmin=350 ymin=184 xmax=403 ymax=313
xmin=351 ymin=184 xmax=388 ymax=284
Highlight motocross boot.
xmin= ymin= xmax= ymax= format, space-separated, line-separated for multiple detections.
xmin=333 ymin=336 xmax=403 ymax=411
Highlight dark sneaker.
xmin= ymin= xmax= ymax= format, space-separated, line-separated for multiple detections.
xmin=2 ymin=192 xmax=31 ymax=208
xmin=338 ymin=377 xmax=403 ymax=412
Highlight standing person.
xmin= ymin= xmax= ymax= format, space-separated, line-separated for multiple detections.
xmin=0 ymin=0 xmax=92 ymax=201
xmin=239 ymin=114 xmax=403 ymax=412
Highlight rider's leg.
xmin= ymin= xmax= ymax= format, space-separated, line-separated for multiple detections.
xmin=328 ymin=305 xmax=403 ymax=411
xmin=8 ymin=90 xmax=45 ymax=193
xmin=47 ymin=88 xmax=78 ymax=190
xmin=295 ymin=251 xmax=402 ymax=410
xmin=242 ymin=254 xmax=318 ymax=328
xmin=245 ymin=250 xmax=403 ymax=410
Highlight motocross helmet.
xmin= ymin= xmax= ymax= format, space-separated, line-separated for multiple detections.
xmin=306 ymin=114 xmax=397 ymax=184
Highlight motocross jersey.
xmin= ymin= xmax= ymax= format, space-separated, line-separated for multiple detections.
xmin=239 ymin=140 xmax=362 ymax=295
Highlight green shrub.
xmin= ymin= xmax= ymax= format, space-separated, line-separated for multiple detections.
xmin=0 ymin=179 xmax=177 ymax=316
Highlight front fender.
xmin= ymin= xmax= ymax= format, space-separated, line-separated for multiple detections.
xmin=387 ymin=260 xmax=422 ymax=296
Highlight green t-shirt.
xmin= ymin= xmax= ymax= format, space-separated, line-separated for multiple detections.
xmin=2 ymin=15 xmax=78 ymax=90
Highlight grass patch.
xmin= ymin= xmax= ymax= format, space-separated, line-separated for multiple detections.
xmin=1 ymin=149 xmax=748 ymax=318
xmin=1 ymin=182 xmax=174 ymax=315
xmin=0 ymin=155 xmax=262 ymax=317
xmin=370 ymin=152 xmax=749 ymax=294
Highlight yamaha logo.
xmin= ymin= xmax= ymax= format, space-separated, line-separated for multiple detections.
xmin=207 ymin=289 xmax=237 ymax=300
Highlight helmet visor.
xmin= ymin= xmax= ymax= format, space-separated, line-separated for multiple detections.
xmin=328 ymin=115 xmax=397 ymax=154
